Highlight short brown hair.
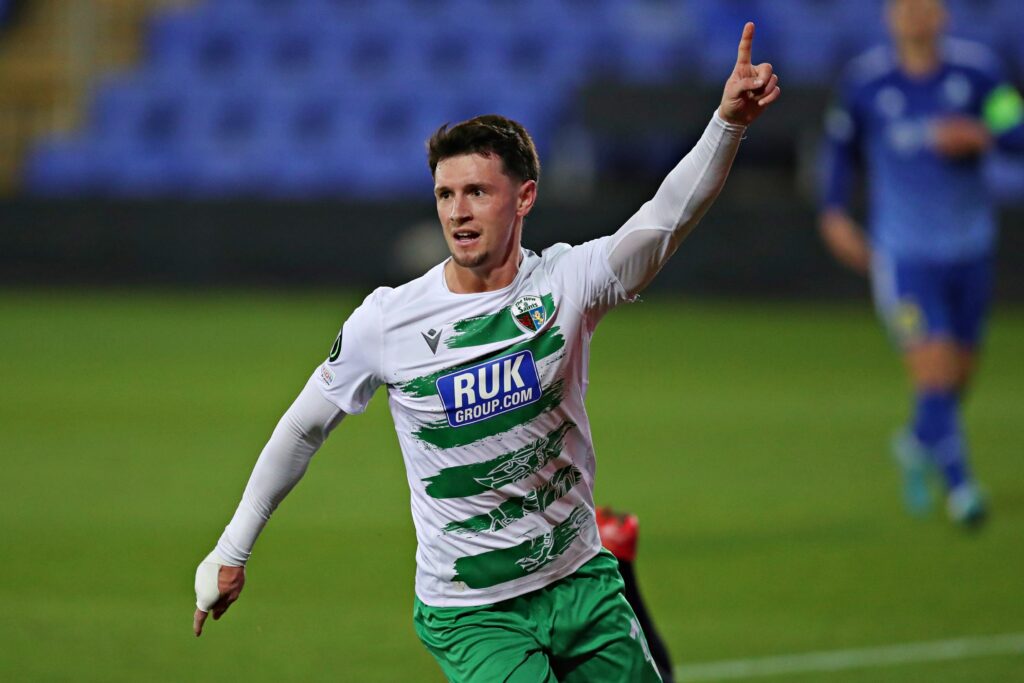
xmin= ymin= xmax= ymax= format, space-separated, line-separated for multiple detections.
xmin=427 ymin=114 xmax=540 ymax=183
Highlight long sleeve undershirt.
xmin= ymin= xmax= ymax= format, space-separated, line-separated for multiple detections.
xmin=215 ymin=378 xmax=344 ymax=565
xmin=604 ymin=111 xmax=745 ymax=297
xmin=213 ymin=111 xmax=745 ymax=566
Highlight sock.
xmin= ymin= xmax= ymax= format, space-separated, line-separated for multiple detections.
xmin=912 ymin=390 xmax=970 ymax=490
xmin=619 ymin=560 xmax=675 ymax=682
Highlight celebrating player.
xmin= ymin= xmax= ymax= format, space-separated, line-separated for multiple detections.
xmin=194 ymin=22 xmax=779 ymax=681
xmin=819 ymin=0 xmax=1024 ymax=526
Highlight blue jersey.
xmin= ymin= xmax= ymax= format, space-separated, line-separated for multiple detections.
xmin=822 ymin=39 xmax=1024 ymax=263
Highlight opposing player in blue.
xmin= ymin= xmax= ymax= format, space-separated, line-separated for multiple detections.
xmin=819 ymin=0 xmax=1024 ymax=526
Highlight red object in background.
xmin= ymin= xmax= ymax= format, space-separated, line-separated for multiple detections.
xmin=596 ymin=506 xmax=639 ymax=562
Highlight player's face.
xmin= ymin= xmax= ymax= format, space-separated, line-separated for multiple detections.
xmin=887 ymin=0 xmax=946 ymax=45
xmin=433 ymin=153 xmax=536 ymax=271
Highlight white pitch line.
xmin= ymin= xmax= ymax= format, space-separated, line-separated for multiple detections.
xmin=675 ymin=632 xmax=1024 ymax=681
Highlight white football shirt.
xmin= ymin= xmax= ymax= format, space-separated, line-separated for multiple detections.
xmin=315 ymin=239 xmax=629 ymax=606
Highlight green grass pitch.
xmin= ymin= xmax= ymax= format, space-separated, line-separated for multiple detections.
xmin=1 ymin=290 xmax=1022 ymax=681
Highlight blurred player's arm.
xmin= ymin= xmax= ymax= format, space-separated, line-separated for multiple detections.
xmin=937 ymin=53 xmax=1024 ymax=158
xmin=818 ymin=77 xmax=870 ymax=275
xmin=193 ymin=378 xmax=344 ymax=636
xmin=932 ymin=71 xmax=1024 ymax=158
xmin=605 ymin=22 xmax=779 ymax=296
xmin=985 ymin=83 xmax=1024 ymax=152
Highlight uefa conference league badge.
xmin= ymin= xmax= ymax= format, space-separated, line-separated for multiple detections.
xmin=511 ymin=295 xmax=547 ymax=334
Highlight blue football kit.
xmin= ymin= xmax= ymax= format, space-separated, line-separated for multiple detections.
xmin=823 ymin=39 xmax=1023 ymax=347
xmin=821 ymin=39 xmax=1024 ymax=519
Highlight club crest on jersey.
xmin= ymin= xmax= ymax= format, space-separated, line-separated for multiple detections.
xmin=436 ymin=350 xmax=542 ymax=428
xmin=511 ymin=295 xmax=547 ymax=333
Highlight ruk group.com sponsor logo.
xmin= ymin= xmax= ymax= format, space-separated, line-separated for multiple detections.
xmin=436 ymin=350 xmax=542 ymax=428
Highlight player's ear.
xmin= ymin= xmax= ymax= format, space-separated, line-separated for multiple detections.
xmin=517 ymin=179 xmax=538 ymax=217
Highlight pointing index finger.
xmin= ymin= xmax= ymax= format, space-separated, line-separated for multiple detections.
xmin=736 ymin=21 xmax=755 ymax=66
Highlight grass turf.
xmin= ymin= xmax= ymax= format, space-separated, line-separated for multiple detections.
xmin=1 ymin=290 xmax=1021 ymax=681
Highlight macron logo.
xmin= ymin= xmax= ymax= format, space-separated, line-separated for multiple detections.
xmin=422 ymin=327 xmax=443 ymax=355
xmin=436 ymin=351 xmax=542 ymax=427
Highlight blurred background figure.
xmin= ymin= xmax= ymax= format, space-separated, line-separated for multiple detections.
xmin=597 ymin=506 xmax=676 ymax=683
xmin=818 ymin=0 xmax=1024 ymax=527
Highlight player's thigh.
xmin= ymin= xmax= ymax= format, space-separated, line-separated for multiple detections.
xmin=549 ymin=552 xmax=663 ymax=682
xmin=557 ymin=630 xmax=667 ymax=683
xmin=948 ymin=255 xmax=994 ymax=352
xmin=870 ymin=252 xmax=950 ymax=349
xmin=414 ymin=599 xmax=555 ymax=683
xmin=556 ymin=597 xmax=663 ymax=683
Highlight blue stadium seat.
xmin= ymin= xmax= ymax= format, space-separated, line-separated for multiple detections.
xmin=23 ymin=138 xmax=105 ymax=196
xmin=259 ymin=89 xmax=364 ymax=196
xmin=760 ymin=1 xmax=846 ymax=84
xmin=147 ymin=9 xmax=264 ymax=85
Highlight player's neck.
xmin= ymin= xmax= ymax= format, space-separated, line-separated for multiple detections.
xmin=897 ymin=40 xmax=940 ymax=77
xmin=445 ymin=245 xmax=523 ymax=294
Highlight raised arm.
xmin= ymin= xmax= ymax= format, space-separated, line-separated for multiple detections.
xmin=193 ymin=377 xmax=344 ymax=636
xmin=605 ymin=23 xmax=780 ymax=296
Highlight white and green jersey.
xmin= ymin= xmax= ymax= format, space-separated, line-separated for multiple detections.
xmin=212 ymin=112 xmax=745 ymax=608
xmin=316 ymin=240 xmax=628 ymax=605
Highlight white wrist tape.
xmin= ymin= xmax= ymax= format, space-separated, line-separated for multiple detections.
xmin=194 ymin=550 xmax=231 ymax=611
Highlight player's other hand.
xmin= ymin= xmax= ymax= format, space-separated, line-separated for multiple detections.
xmin=931 ymin=117 xmax=991 ymax=158
xmin=193 ymin=551 xmax=246 ymax=637
xmin=819 ymin=209 xmax=870 ymax=275
xmin=719 ymin=22 xmax=780 ymax=126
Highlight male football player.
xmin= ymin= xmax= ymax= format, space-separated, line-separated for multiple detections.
xmin=194 ymin=22 xmax=779 ymax=681
xmin=819 ymin=0 xmax=1024 ymax=526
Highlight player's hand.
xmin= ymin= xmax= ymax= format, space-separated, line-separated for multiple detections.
xmin=819 ymin=209 xmax=870 ymax=275
xmin=719 ymin=22 xmax=780 ymax=126
xmin=193 ymin=551 xmax=246 ymax=637
xmin=931 ymin=117 xmax=991 ymax=158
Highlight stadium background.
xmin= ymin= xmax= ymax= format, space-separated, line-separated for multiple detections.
xmin=1 ymin=0 xmax=1022 ymax=680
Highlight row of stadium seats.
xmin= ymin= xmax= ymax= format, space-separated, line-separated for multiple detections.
xmin=26 ymin=79 xmax=563 ymax=197
xmin=24 ymin=0 xmax=1024 ymax=197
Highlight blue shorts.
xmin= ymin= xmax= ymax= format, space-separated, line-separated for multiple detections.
xmin=870 ymin=252 xmax=993 ymax=349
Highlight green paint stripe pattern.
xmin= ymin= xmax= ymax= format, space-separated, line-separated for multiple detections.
xmin=452 ymin=506 xmax=590 ymax=589
xmin=423 ymin=421 xmax=575 ymax=499
xmin=414 ymin=380 xmax=565 ymax=449
xmin=445 ymin=293 xmax=556 ymax=349
xmin=443 ymin=465 xmax=583 ymax=535
xmin=398 ymin=327 xmax=566 ymax=399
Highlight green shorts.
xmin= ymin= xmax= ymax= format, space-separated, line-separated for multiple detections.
xmin=414 ymin=550 xmax=663 ymax=682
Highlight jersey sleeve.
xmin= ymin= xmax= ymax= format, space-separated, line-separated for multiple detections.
xmin=314 ymin=288 xmax=386 ymax=414
xmin=820 ymin=77 xmax=863 ymax=211
xmin=951 ymin=44 xmax=1024 ymax=154
xmin=543 ymin=237 xmax=633 ymax=325
xmin=546 ymin=111 xmax=744 ymax=324
xmin=979 ymin=63 xmax=1024 ymax=153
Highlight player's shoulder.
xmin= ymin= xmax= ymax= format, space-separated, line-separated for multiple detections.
xmin=534 ymin=240 xmax=609 ymax=282
xmin=539 ymin=242 xmax=573 ymax=265
xmin=941 ymin=37 xmax=1004 ymax=78
xmin=367 ymin=260 xmax=448 ymax=309
xmin=538 ymin=239 xmax=609 ymax=266
xmin=843 ymin=45 xmax=899 ymax=90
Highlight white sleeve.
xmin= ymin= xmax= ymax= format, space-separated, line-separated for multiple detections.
xmin=314 ymin=288 xmax=386 ymax=414
xmin=214 ymin=377 xmax=345 ymax=566
xmin=605 ymin=110 xmax=745 ymax=297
